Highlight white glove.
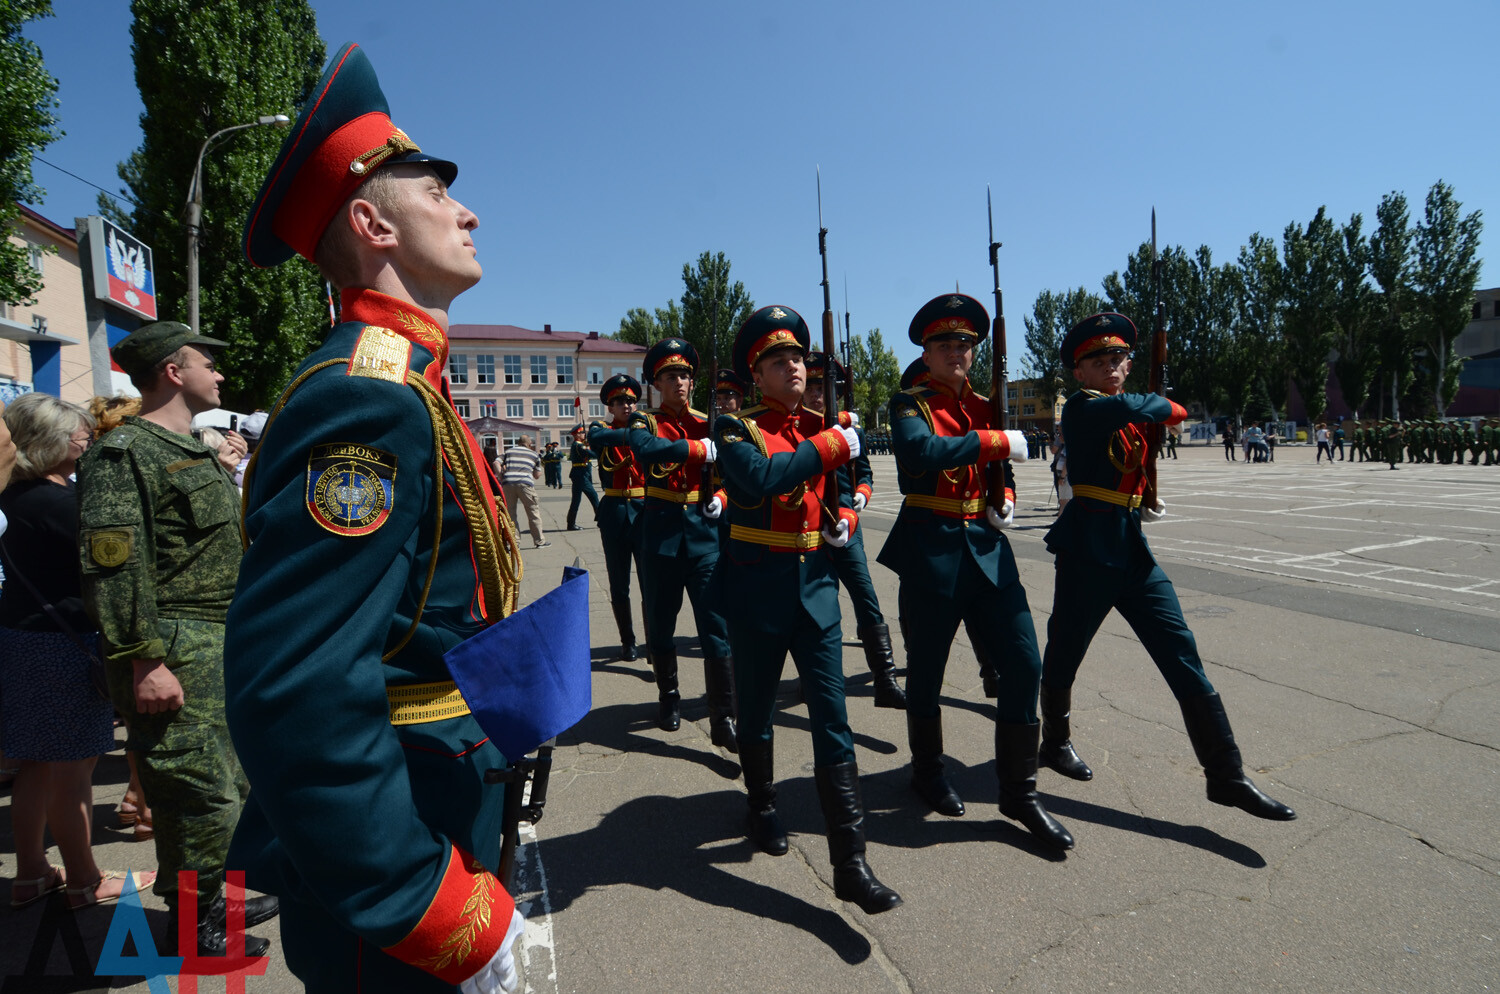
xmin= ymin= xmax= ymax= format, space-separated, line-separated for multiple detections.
xmin=1002 ymin=429 xmax=1028 ymax=463
xmin=1141 ymin=500 xmax=1166 ymax=523
xmin=845 ymin=411 xmax=860 ymax=428
xmin=836 ymin=426 xmax=861 ymax=459
xmin=986 ymin=500 xmax=1014 ymax=531
xmin=459 ymin=907 xmax=525 ymax=994
xmin=700 ymin=439 xmax=717 ymax=464
xmin=821 ymin=517 xmax=852 ymax=548
xmin=703 ymin=495 xmax=724 ymax=519
xmin=852 ymin=491 xmax=867 ymax=512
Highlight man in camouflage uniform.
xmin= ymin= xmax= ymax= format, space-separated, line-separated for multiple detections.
xmin=76 ymin=320 xmax=275 ymax=955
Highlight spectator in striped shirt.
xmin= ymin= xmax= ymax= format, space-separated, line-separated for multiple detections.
xmin=498 ymin=437 xmax=549 ymax=548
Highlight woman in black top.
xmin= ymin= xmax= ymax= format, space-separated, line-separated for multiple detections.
xmin=1 ymin=392 xmax=154 ymax=909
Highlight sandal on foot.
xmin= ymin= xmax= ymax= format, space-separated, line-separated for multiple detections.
xmin=133 ymin=811 xmax=154 ymax=842
xmin=67 ymin=870 xmax=157 ymax=911
xmin=118 ymin=800 xmax=141 ymax=827
xmin=11 ymin=866 xmax=66 ymax=908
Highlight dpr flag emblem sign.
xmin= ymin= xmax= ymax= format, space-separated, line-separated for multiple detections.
xmin=86 ymin=215 xmax=158 ymax=320
xmin=306 ymin=442 xmax=397 ymax=536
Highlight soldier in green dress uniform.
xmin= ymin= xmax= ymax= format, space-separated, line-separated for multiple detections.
xmin=715 ymin=368 xmax=747 ymax=414
xmin=226 ymin=43 xmax=527 ymax=993
xmin=77 ymin=321 xmax=275 ymax=955
xmin=566 ymin=425 xmax=600 ymax=530
xmin=542 ymin=442 xmax=564 ymax=488
xmin=1037 ymin=313 xmax=1295 ymax=825
xmin=803 ymin=351 xmax=905 ymax=709
xmin=877 ymin=293 xmax=1072 ymax=850
xmin=716 ymin=305 xmax=900 ymax=913
xmin=587 ymin=375 xmax=647 ymax=663
xmin=627 ymin=339 xmax=736 ymax=750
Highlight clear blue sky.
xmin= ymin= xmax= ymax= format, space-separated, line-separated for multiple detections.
xmin=24 ymin=0 xmax=1500 ymax=371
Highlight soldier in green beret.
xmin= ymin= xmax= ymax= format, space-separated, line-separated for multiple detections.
xmin=76 ymin=320 xmax=274 ymax=954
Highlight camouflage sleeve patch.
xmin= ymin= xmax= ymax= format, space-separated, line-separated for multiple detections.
xmin=306 ymin=442 xmax=399 ymax=536
xmin=83 ymin=528 xmax=135 ymax=568
xmin=346 ymin=326 xmax=412 ymax=383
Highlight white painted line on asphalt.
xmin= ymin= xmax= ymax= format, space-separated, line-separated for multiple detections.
xmin=1273 ymin=536 xmax=1443 ymax=564
xmin=517 ymin=815 xmax=559 ymax=994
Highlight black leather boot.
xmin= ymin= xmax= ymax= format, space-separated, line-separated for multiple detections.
xmin=971 ymin=628 xmax=999 ymax=698
xmin=1180 ymin=693 xmax=1296 ymax=820
xmin=639 ymin=601 xmax=654 ymax=681
xmin=814 ymin=763 xmax=902 ymax=915
xmin=166 ymin=892 xmax=274 ymax=957
xmin=859 ymin=624 xmax=907 ymax=710
xmin=1039 ymin=683 xmax=1093 ymax=781
xmin=907 ymin=712 xmax=964 ymax=816
xmin=740 ymin=739 xmax=787 ymax=855
xmin=995 ymin=720 xmax=1074 ymax=850
xmin=653 ymin=649 xmax=680 ymax=731
xmin=611 ymin=602 xmax=638 ymax=661
xmin=704 ymin=656 xmax=738 ymax=753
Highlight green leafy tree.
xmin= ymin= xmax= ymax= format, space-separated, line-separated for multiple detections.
xmin=0 ymin=0 xmax=61 ymax=306
xmin=1410 ymin=180 xmax=1483 ymax=415
xmin=1368 ymin=192 xmax=1415 ymax=419
xmin=970 ymin=337 xmax=992 ymax=398
xmin=1103 ymin=242 xmax=1188 ymax=394
xmin=847 ymin=328 xmax=899 ymax=429
xmin=105 ymin=0 xmax=326 ymax=408
xmin=1172 ymin=246 xmax=1239 ymax=419
xmin=1223 ymin=234 xmax=1286 ymax=422
xmin=1021 ymin=286 xmax=1104 ymax=406
xmin=1331 ymin=213 xmax=1379 ymax=418
xmin=679 ymin=251 xmax=753 ymax=409
xmin=615 ymin=300 xmax=682 ymax=347
xmin=1280 ymin=208 xmax=1341 ymax=423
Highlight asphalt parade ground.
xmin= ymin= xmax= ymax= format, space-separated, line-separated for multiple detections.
xmin=3 ymin=441 xmax=1497 ymax=992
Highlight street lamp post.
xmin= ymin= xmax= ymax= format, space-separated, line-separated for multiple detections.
xmin=186 ymin=114 xmax=290 ymax=334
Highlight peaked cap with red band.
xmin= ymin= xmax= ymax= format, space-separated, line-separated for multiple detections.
xmin=900 ymin=356 xmax=930 ymax=390
xmin=642 ymin=338 xmax=700 ymax=382
xmin=244 ymin=42 xmax=458 ymax=269
xmin=804 ymin=350 xmax=849 ymax=388
xmin=714 ymin=369 xmax=747 ymax=396
xmin=1061 ymin=312 xmax=1137 ymax=369
xmin=733 ymin=305 xmax=810 ymax=380
xmin=600 ymin=373 xmax=641 ymax=406
xmin=908 ymin=293 xmax=990 ymax=346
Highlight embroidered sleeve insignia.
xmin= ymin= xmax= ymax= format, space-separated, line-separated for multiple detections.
xmin=347 ymin=326 xmax=412 ymax=383
xmin=306 ymin=442 xmax=398 ymax=536
xmin=88 ymin=529 xmax=133 ymax=567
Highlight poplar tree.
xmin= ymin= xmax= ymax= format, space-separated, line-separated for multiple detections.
xmin=0 ymin=0 xmax=61 ymax=306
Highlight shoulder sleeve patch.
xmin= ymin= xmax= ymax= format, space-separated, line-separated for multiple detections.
xmin=346 ymin=326 xmax=413 ymax=383
xmin=306 ymin=442 xmax=399 ymax=536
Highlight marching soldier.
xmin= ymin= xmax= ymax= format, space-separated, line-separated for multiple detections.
xmin=566 ymin=425 xmax=599 ymax=530
xmin=877 ymin=293 xmax=1072 ymax=849
xmin=542 ymin=441 xmax=564 ymax=488
xmin=588 ymin=375 xmax=647 ymax=663
xmin=715 ymin=368 xmax=748 ymax=414
xmin=226 ymin=43 xmax=526 ymax=992
xmin=627 ymin=339 xmax=736 ymax=750
xmin=1037 ymin=313 xmax=1295 ymax=825
xmin=803 ymin=351 xmax=904 ymax=709
xmin=716 ymin=305 xmax=901 ymax=913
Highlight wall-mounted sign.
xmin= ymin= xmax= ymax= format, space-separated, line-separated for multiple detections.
xmin=86 ymin=216 xmax=157 ymax=321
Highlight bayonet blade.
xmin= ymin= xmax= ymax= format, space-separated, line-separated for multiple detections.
xmin=987 ymin=184 xmax=995 ymax=245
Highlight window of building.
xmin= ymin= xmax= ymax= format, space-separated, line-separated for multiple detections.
xmin=480 ymin=399 xmax=497 ymax=418
xmin=1475 ymin=302 xmax=1484 ymax=319
xmin=475 ymin=354 xmax=495 ymax=385
xmin=448 ymin=353 xmax=468 ymax=384
xmin=506 ymin=398 xmax=524 ymax=419
xmin=556 ymin=355 xmax=574 ymax=384
xmin=533 ymin=398 xmax=550 ymax=418
xmin=1494 ymin=300 xmax=1500 ymax=318
xmin=589 ymin=400 xmax=606 ymax=418
xmin=541 ymin=430 xmax=552 ymax=444
xmin=558 ymin=399 xmax=574 ymax=421
xmin=587 ymin=366 xmax=603 ymax=384
xmin=1007 ymin=387 xmax=1017 ymax=400
xmin=1007 ymin=406 xmax=1018 ymax=419
xmin=28 ymin=245 xmax=44 ymax=274
xmin=612 ymin=366 xmax=631 ymax=377
xmin=530 ymin=355 xmax=548 ymax=384
xmin=454 ymin=398 xmax=471 ymax=417
xmin=1023 ymin=403 xmax=1035 ymax=416
xmin=503 ymin=355 xmax=522 ymax=384
xmin=1022 ymin=385 xmax=1036 ymax=398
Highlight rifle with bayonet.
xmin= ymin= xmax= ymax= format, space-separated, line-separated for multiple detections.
xmin=842 ymin=279 xmax=855 ymax=410
xmin=985 ymin=185 xmax=1010 ymax=511
xmin=487 ymin=738 xmax=555 ymax=892
xmin=700 ymin=278 xmax=720 ymax=515
xmin=1143 ymin=208 xmax=1168 ymax=511
xmin=817 ymin=168 xmax=841 ymax=511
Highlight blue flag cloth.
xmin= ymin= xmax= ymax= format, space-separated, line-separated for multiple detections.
xmin=444 ymin=566 xmax=592 ymax=760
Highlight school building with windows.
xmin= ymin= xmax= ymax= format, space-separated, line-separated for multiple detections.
xmin=446 ymin=323 xmax=647 ymax=448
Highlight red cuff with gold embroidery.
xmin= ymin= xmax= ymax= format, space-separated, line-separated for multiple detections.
xmin=382 ymin=845 xmax=515 ymax=984
xmin=685 ymin=439 xmax=709 ymax=466
xmin=836 ymin=411 xmax=856 ymax=429
xmin=975 ymin=429 xmax=1008 ymax=462
xmin=839 ymin=506 xmax=859 ymax=537
xmin=1166 ymin=401 xmax=1188 ymax=425
xmin=855 ymin=483 xmax=873 ymax=505
xmin=809 ymin=428 xmax=853 ymax=471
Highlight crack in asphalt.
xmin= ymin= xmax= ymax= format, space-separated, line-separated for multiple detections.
xmin=786 ymin=843 xmax=916 ymax=993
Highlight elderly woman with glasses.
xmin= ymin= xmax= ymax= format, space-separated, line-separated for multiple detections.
xmin=0 ymin=392 xmax=155 ymax=910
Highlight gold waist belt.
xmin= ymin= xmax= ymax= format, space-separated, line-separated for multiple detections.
xmin=646 ymin=486 xmax=701 ymax=504
xmin=603 ymin=486 xmax=645 ymax=498
xmin=903 ymin=493 xmax=985 ymax=516
xmin=1071 ymin=484 xmax=1144 ymax=509
xmin=388 ymin=681 xmax=471 ymax=726
xmin=729 ymin=524 xmax=822 ymax=550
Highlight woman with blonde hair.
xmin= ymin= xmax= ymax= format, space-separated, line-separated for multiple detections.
xmin=0 ymin=393 xmax=156 ymax=910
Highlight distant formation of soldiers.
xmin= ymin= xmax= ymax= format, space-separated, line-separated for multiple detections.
xmin=1345 ymin=418 xmax=1500 ymax=469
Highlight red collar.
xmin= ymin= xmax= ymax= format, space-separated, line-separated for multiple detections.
xmin=926 ymin=377 xmax=972 ymax=402
xmin=341 ymin=288 xmax=449 ymax=371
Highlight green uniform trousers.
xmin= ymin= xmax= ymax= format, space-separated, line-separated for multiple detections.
xmin=110 ymin=618 xmax=248 ymax=909
xmin=643 ymin=545 xmax=730 ymax=659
